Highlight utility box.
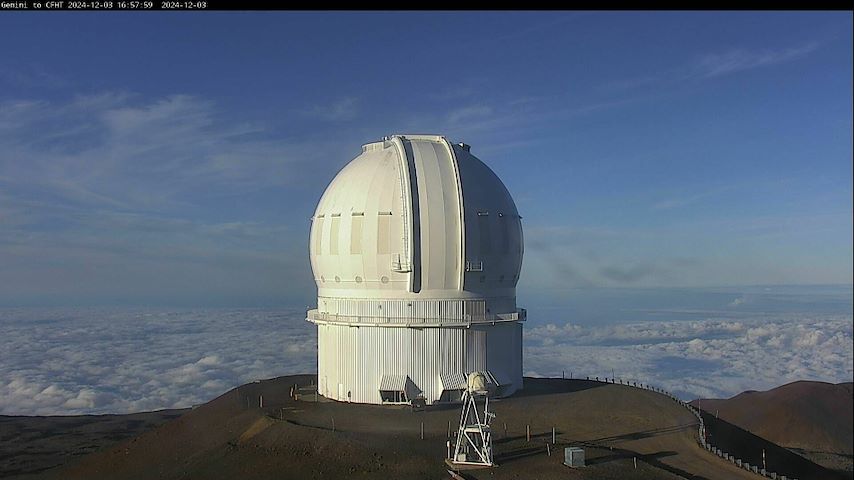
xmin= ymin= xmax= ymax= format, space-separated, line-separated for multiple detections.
xmin=564 ymin=447 xmax=585 ymax=467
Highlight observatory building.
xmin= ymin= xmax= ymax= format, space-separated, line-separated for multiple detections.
xmin=307 ymin=134 xmax=525 ymax=405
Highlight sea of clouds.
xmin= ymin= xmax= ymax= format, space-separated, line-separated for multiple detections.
xmin=0 ymin=306 xmax=851 ymax=415
xmin=0 ymin=307 xmax=316 ymax=416
xmin=524 ymin=313 xmax=852 ymax=400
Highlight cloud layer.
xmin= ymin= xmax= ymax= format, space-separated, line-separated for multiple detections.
xmin=1 ymin=306 xmax=850 ymax=415
xmin=525 ymin=313 xmax=853 ymax=400
xmin=0 ymin=307 xmax=316 ymax=415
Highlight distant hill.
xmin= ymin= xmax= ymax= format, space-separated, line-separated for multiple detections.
xmin=692 ymin=381 xmax=853 ymax=475
xmin=692 ymin=381 xmax=852 ymax=454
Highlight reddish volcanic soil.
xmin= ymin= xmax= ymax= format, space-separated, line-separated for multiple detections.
xmin=4 ymin=375 xmax=841 ymax=480
xmin=693 ymin=381 xmax=853 ymax=455
xmin=692 ymin=381 xmax=853 ymax=477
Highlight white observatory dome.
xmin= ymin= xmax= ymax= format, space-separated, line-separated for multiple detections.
xmin=307 ymin=134 xmax=525 ymax=405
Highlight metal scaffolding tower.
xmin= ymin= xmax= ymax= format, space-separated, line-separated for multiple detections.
xmin=451 ymin=374 xmax=495 ymax=466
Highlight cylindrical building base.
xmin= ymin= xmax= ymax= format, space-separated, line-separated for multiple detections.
xmin=315 ymin=322 xmax=523 ymax=405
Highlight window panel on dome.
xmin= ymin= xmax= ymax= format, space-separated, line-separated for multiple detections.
xmin=499 ymin=215 xmax=510 ymax=254
xmin=313 ymin=217 xmax=324 ymax=255
xmin=478 ymin=214 xmax=492 ymax=255
xmin=350 ymin=216 xmax=363 ymax=254
xmin=377 ymin=214 xmax=390 ymax=254
xmin=330 ymin=216 xmax=340 ymax=255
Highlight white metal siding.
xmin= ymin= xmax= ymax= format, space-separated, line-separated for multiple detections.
xmin=316 ymin=322 xmax=522 ymax=405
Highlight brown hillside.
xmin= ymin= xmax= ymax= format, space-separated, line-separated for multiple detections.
xmin=0 ymin=409 xmax=186 ymax=478
xmin=21 ymin=375 xmax=779 ymax=480
xmin=692 ymin=381 xmax=853 ymax=455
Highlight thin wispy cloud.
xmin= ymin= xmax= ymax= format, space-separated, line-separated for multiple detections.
xmin=0 ymin=92 xmax=314 ymax=208
xmin=392 ymin=98 xmax=540 ymax=147
xmin=521 ymin=208 xmax=853 ymax=291
xmin=446 ymin=104 xmax=494 ymax=124
xmin=694 ymin=42 xmax=820 ymax=78
xmin=652 ymin=186 xmax=734 ymax=210
xmin=522 ymin=225 xmax=704 ymax=288
xmin=303 ymin=97 xmax=360 ymax=122
xmin=0 ymin=92 xmax=336 ymax=305
xmin=0 ymin=181 xmax=314 ymax=305
xmin=599 ymin=263 xmax=659 ymax=284
xmin=429 ymin=85 xmax=478 ymax=101
xmin=602 ymin=41 xmax=822 ymax=93
xmin=459 ymin=12 xmax=592 ymax=48
xmin=409 ymin=94 xmax=639 ymax=152
xmin=0 ymin=64 xmax=67 ymax=89
xmin=435 ymin=92 xmax=663 ymax=149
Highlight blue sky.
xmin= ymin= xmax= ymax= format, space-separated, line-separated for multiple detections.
xmin=0 ymin=11 xmax=851 ymax=307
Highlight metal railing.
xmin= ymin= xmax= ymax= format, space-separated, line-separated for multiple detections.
xmin=306 ymin=308 xmax=526 ymax=327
